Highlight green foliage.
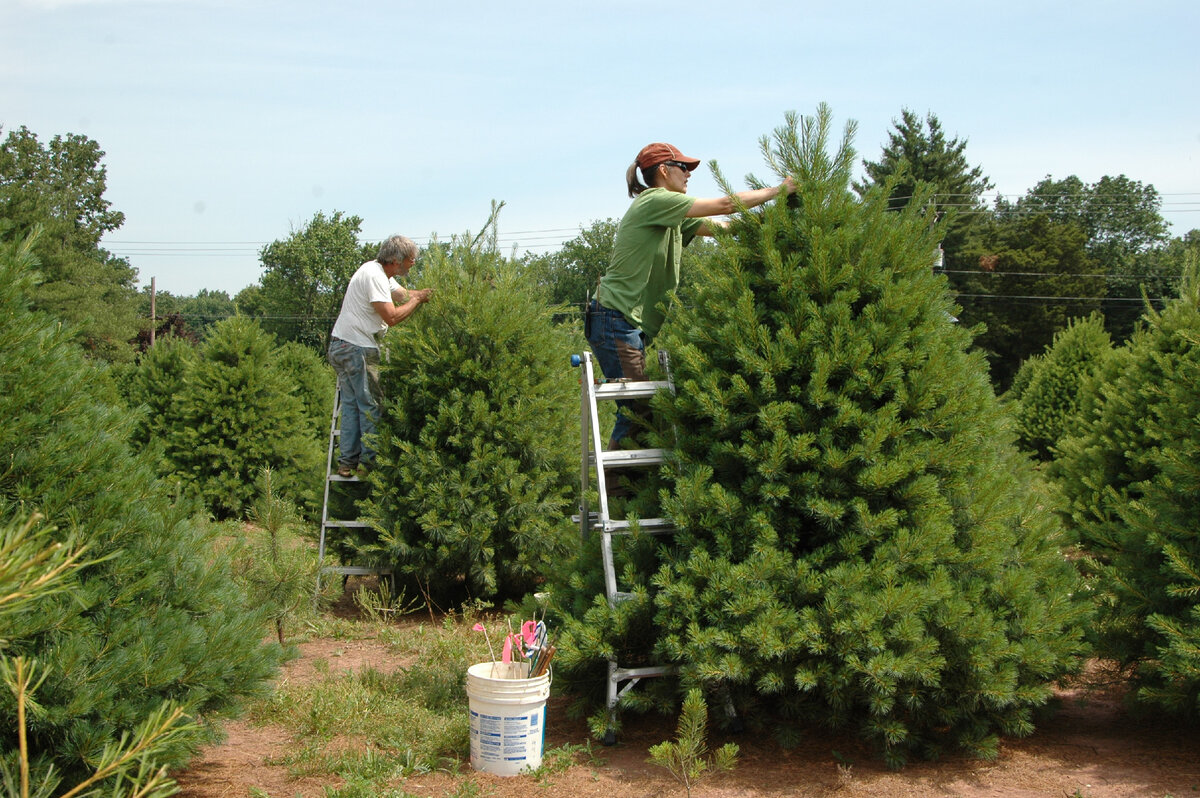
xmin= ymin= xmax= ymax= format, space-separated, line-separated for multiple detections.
xmin=956 ymin=211 xmax=1101 ymax=390
xmin=233 ymin=469 xmax=330 ymax=645
xmin=520 ymin=218 xmax=619 ymax=309
xmin=273 ymin=339 xmax=336 ymax=441
xmin=158 ymin=316 xmax=324 ymax=519
xmin=0 ymin=227 xmax=284 ymax=782
xmin=137 ymin=288 xmax=235 ymax=344
xmin=1051 ymin=258 xmax=1200 ymax=713
xmin=647 ymin=689 xmax=738 ymax=798
xmin=257 ymin=210 xmax=376 ymax=351
xmin=358 ymin=204 xmax=579 ymax=605
xmin=1005 ymin=175 xmax=1173 ymax=342
xmin=561 ymin=106 xmax=1090 ymax=766
xmin=1012 ymin=313 xmax=1112 ymax=459
xmin=0 ymin=125 xmax=140 ymax=363
xmin=854 ymin=108 xmax=993 ymax=260
xmin=118 ymin=334 xmax=198 ymax=456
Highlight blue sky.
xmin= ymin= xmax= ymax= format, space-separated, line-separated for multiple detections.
xmin=3 ymin=0 xmax=1197 ymax=297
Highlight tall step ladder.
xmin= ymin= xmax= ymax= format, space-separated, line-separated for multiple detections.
xmin=315 ymin=384 xmax=392 ymax=597
xmin=572 ymin=349 xmax=678 ymax=745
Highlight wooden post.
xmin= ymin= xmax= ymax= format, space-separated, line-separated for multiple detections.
xmin=150 ymin=277 xmax=156 ymax=347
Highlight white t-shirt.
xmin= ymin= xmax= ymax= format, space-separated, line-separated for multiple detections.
xmin=330 ymin=260 xmax=402 ymax=348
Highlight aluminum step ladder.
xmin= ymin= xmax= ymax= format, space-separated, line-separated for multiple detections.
xmin=572 ymin=349 xmax=678 ymax=744
xmin=315 ymin=384 xmax=392 ymax=597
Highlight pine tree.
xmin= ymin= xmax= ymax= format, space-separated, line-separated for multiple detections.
xmin=559 ymin=106 xmax=1090 ymax=766
xmin=1052 ymin=258 xmax=1200 ymax=712
xmin=163 ymin=317 xmax=324 ymax=519
xmin=0 ymin=227 xmax=283 ymax=782
xmin=359 ymin=205 xmax=579 ymax=605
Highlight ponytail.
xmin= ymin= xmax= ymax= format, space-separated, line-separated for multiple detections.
xmin=626 ymin=162 xmax=647 ymax=198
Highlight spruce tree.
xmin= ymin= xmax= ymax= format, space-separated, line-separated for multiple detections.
xmin=163 ymin=317 xmax=324 ymax=519
xmin=118 ymin=334 xmax=198 ymax=456
xmin=559 ymin=106 xmax=1090 ymax=766
xmin=1052 ymin=259 xmax=1200 ymax=711
xmin=358 ymin=206 xmax=579 ymax=605
xmin=0 ymin=228 xmax=283 ymax=782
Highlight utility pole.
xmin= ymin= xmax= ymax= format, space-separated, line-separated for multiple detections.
xmin=150 ymin=277 xmax=156 ymax=347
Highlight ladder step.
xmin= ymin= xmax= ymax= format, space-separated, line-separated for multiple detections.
xmin=601 ymin=518 xmax=675 ymax=534
xmin=595 ymin=448 xmax=666 ymax=468
xmin=321 ymin=565 xmax=393 ymax=576
xmin=323 ymin=520 xmax=372 ymax=529
xmin=594 ymin=380 xmax=672 ymax=400
xmin=329 ymin=473 xmax=362 ymax=482
xmin=612 ymin=664 xmax=677 ymax=680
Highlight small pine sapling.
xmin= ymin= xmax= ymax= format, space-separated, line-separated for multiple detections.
xmin=237 ymin=468 xmax=327 ymax=644
xmin=647 ymin=689 xmax=738 ymax=797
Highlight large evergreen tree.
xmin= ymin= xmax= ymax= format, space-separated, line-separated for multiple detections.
xmin=161 ymin=317 xmax=324 ymax=519
xmin=357 ymin=205 xmax=579 ymax=605
xmin=559 ymin=106 xmax=1090 ymax=766
xmin=0 ymin=228 xmax=283 ymax=782
xmin=854 ymin=109 xmax=993 ymax=262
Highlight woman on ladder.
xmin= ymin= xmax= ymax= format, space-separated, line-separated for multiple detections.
xmin=586 ymin=142 xmax=796 ymax=449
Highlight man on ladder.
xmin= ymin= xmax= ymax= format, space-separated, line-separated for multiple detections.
xmin=327 ymin=234 xmax=433 ymax=477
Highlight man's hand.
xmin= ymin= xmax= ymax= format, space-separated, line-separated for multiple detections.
xmin=411 ymin=288 xmax=433 ymax=303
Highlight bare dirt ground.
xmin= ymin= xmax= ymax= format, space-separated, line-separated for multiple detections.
xmin=175 ymin=614 xmax=1200 ymax=798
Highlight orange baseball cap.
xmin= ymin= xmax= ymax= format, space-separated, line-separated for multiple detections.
xmin=635 ymin=142 xmax=700 ymax=171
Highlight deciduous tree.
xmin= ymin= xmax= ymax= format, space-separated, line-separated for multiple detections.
xmin=257 ymin=210 xmax=376 ymax=351
xmin=0 ymin=125 xmax=140 ymax=361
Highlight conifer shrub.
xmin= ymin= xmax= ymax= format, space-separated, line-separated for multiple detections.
xmin=359 ymin=207 xmax=579 ymax=605
xmin=160 ymin=317 xmax=324 ymax=519
xmin=117 ymin=333 xmax=198 ymax=470
xmin=1051 ymin=261 xmax=1200 ymax=713
xmin=1012 ymin=313 xmax=1112 ymax=459
xmin=0 ymin=230 xmax=284 ymax=781
xmin=558 ymin=107 xmax=1090 ymax=766
xmin=275 ymin=339 xmax=336 ymax=441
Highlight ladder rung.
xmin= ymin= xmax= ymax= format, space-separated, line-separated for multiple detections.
xmin=601 ymin=518 xmax=675 ymax=534
xmin=612 ymin=664 xmax=677 ymax=680
xmin=321 ymin=565 xmax=393 ymax=576
xmin=596 ymin=448 xmax=666 ymax=468
xmin=329 ymin=473 xmax=362 ymax=482
xmin=324 ymin=520 xmax=372 ymax=529
xmin=594 ymin=380 xmax=672 ymax=400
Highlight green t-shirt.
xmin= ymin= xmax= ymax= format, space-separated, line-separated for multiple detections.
xmin=597 ymin=187 xmax=703 ymax=341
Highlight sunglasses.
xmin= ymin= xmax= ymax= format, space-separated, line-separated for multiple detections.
xmin=663 ymin=160 xmax=692 ymax=172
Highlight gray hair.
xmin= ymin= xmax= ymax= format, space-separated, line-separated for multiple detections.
xmin=377 ymin=234 xmax=419 ymax=265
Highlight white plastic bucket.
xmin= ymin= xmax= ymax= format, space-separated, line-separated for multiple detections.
xmin=466 ymin=661 xmax=551 ymax=776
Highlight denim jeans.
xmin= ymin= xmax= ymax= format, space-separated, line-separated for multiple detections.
xmin=585 ymin=300 xmax=647 ymax=446
xmin=327 ymin=338 xmax=382 ymax=468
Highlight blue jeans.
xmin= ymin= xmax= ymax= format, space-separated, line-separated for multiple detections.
xmin=327 ymin=338 xmax=382 ymax=468
xmin=585 ymin=300 xmax=646 ymax=446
